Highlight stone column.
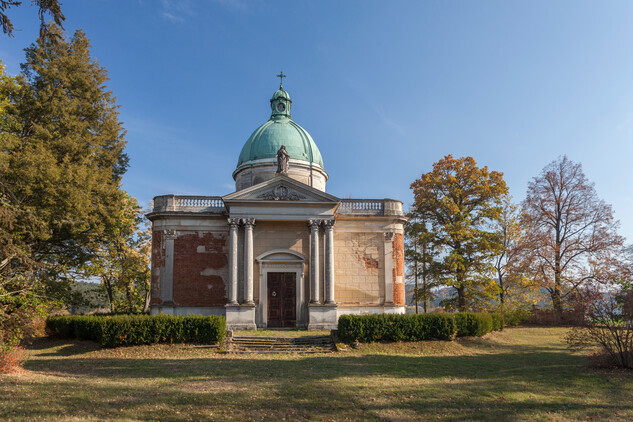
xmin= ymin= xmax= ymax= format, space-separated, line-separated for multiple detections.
xmin=227 ymin=218 xmax=240 ymax=305
xmin=243 ymin=218 xmax=255 ymax=305
xmin=162 ymin=229 xmax=178 ymax=309
xmin=323 ymin=219 xmax=336 ymax=304
xmin=308 ymin=220 xmax=321 ymax=304
xmin=384 ymin=232 xmax=394 ymax=305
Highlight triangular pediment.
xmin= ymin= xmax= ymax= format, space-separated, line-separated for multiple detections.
xmin=222 ymin=175 xmax=339 ymax=203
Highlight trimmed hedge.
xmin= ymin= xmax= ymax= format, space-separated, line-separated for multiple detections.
xmin=338 ymin=313 xmax=457 ymax=343
xmin=338 ymin=312 xmax=504 ymax=343
xmin=46 ymin=314 xmax=225 ymax=347
xmin=454 ymin=313 xmax=493 ymax=337
xmin=491 ymin=313 xmax=504 ymax=332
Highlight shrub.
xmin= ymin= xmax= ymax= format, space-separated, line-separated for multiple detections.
xmin=46 ymin=315 xmax=76 ymax=338
xmin=46 ymin=314 xmax=225 ymax=348
xmin=502 ymin=308 xmax=532 ymax=327
xmin=454 ymin=313 xmax=494 ymax=337
xmin=0 ymin=344 xmax=27 ymax=373
xmin=566 ymin=289 xmax=633 ymax=369
xmin=491 ymin=313 xmax=504 ymax=331
xmin=338 ymin=313 xmax=457 ymax=343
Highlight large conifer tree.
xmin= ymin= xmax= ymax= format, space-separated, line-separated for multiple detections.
xmin=1 ymin=25 xmax=129 ymax=341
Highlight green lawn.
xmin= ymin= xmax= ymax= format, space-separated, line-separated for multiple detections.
xmin=1 ymin=327 xmax=632 ymax=421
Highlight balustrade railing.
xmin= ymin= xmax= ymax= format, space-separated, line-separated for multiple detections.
xmin=338 ymin=199 xmax=385 ymax=215
xmin=152 ymin=196 xmax=400 ymax=216
xmin=153 ymin=195 xmax=226 ymax=213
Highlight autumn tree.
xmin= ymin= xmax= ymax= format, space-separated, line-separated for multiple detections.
xmin=493 ymin=195 xmax=538 ymax=309
xmin=87 ymin=194 xmax=151 ymax=314
xmin=405 ymin=211 xmax=437 ymax=313
xmin=521 ymin=156 xmax=624 ymax=313
xmin=1 ymin=0 xmax=64 ymax=37
xmin=1 ymin=26 xmax=129 ymax=343
xmin=410 ymin=155 xmax=508 ymax=312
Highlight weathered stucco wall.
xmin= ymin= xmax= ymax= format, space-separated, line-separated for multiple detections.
xmin=333 ymin=231 xmax=384 ymax=304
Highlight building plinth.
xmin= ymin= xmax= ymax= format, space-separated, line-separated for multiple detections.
xmin=225 ymin=304 xmax=257 ymax=330
xmin=307 ymin=303 xmax=338 ymax=330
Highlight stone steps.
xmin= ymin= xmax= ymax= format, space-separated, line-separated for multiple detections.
xmin=229 ymin=335 xmax=335 ymax=354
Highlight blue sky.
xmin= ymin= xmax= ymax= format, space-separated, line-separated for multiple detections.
xmin=2 ymin=0 xmax=632 ymax=242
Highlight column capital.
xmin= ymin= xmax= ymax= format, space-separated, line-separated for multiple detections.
xmin=323 ymin=219 xmax=335 ymax=230
xmin=227 ymin=218 xmax=240 ymax=228
xmin=164 ymin=229 xmax=178 ymax=240
xmin=384 ymin=231 xmax=395 ymax=241
xmin=242 ymin=218 xmax=256 ymax=227
xmin=308 ymin=219 xmax=322 ymax=230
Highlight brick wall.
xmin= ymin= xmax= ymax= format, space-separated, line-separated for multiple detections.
xmin=172 ymin=232 xmax=229 ymax=306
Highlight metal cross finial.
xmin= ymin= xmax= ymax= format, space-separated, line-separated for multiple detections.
xmin=276 ymin=71 xmax=286 ymax=89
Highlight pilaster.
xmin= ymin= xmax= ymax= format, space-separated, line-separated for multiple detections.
xmin=383 ymin=231 xmax=394 ymax=305
xmin=323 ymin=219 xmax=336 ymax=305
xmin=227 ymin=218 xmax=240 ymax=305
xmin=308 ymin=219 xmax=321 ymax=304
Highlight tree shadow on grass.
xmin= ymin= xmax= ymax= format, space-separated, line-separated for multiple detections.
xmin=22 ymin=337 xmax=101 ymax=356
xmin=5 ymin=352 xmax=633 ymax=421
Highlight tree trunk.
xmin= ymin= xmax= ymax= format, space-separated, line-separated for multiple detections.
xmin=414 ymin=238 xmax=419 ymax=314
xmin=499 ymin=273 xmax=505 ymax=306
xmin=551 ymin=289 xmax=563 ymax=314
xmin=422 ymin=242 xmax=428 ymax=313
xmin=143 ymin=288 xmax=151 ymax=313
xmin=103 ymin=277 xmax=114 ymax=313
xmin=457 ymin=284 xmax=466 ymax=312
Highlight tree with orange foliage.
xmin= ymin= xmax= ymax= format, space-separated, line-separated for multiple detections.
xmin=521 ymin=156 xmax=625 ymax=314
xmin=410 ymin=155 xmax=508 ymax=311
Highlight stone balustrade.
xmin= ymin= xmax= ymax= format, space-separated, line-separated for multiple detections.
xmin=152 ymin=195 xmax=404 ymax=216
xmin=338 ymin=199 xmax=404 ymax=216
xmin=153 ymin=195 xmax=226 ymax=213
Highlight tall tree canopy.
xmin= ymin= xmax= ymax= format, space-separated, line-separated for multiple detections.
xmin=410 ymin=155 xmax=508 ymax=311
xmin=1 ymin=25 xmax=129 ymax=342
xmin=1 ymin=0 xmax=64 ymax=37
xmin=521 ymin=156 xmax=625 ymax=313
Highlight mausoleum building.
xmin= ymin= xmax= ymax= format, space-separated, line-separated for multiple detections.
xmin=148 ymin=79 xmax=407 ymax=330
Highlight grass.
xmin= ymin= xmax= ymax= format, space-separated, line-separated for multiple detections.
xmin=1 ymin=327 xmax=632 ymax=421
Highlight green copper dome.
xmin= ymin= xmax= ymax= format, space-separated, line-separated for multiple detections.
xmin=237 ymin=88 xmax=324 ymax=169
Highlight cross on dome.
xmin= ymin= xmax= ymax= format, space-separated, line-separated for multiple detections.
xmin=276 ymin=71 xmax=286 ymax=89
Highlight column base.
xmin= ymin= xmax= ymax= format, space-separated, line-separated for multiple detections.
xmin=225 ymin=303 xmax=257 ymax=330
xmin=307 ymin=303 xmax=338 ymax=330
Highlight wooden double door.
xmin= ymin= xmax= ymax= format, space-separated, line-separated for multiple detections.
xmin=267 ymin=272 xmax=296 ymax=328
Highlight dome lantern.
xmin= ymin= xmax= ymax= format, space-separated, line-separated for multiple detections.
xmin=270 ymin=71 xmax=292 ymax=118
